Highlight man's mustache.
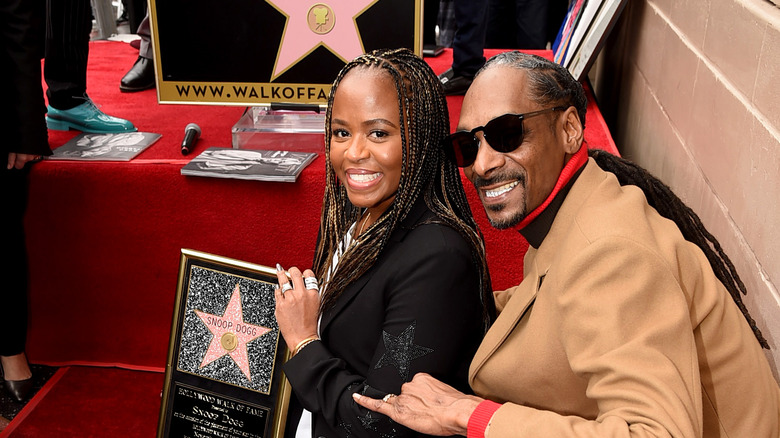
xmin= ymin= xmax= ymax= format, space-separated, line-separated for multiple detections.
xmin=471 ymin=172 xmax=525 ymax=190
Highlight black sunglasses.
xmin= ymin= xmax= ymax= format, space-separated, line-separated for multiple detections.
xmin=443 ymin=106 xmax=567 ymax=167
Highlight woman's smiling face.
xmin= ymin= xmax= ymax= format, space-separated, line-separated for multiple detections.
xmin=329 ymin=67 xmax=404 ymax=219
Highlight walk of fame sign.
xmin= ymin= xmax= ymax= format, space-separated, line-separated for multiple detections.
xmin=158 ymin=249 xmax=291 ymax=438
xmin=149 ymin=0 xmax=422 ymax=105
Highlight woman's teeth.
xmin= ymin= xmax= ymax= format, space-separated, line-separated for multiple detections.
xmin=349 ymin=173 xmax=380 ymax=183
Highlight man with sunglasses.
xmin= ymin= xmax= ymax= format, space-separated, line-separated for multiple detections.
xmin=354 ymin=51 xmax=780 ymax=437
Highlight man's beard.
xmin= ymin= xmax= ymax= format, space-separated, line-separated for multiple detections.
xmin=485 ymin=202 xmax=526 ymax=229
xmin=471 ymin=172 xmax=527 ymax=230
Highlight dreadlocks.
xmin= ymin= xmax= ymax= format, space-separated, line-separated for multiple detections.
xmin=588 ymin=149 xmax=769 ymax=349
xmin=313 ymin=48 xmax=495 ymax=331
xmin=482 ymin=51 xmax=768 ymax=349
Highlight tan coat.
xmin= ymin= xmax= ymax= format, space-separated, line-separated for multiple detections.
xmin=470 ymin=159 xmax=780 ymax=437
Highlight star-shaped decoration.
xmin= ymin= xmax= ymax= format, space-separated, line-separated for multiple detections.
xmin=380 ymin=429 xmax=399 ymax=438
xmin=195 ymin=284 xmax=272 ymax=381
xmin=374 ymin=322 xmax=433 ymax=380
xmin=264 ymin=0 xmax=380 ymax=79
xmin=358 ymin=411 xmax=380 ymax=431
xmin=339 ymin=420 xmax=353 ymax=438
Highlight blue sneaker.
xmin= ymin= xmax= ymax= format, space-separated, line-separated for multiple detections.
xmin=46 ymin=99 xmax=137 ymax=133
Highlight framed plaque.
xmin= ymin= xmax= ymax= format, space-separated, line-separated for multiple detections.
xmin=149 ymin=0 xmax=423 ymax=105
xmin=157 ymin=249 xmax=291 ymax=438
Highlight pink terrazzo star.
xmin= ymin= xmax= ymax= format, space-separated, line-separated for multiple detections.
xmin=266 ymin=0 xmax=380 ymax=78
xmin=195 ymin=284 xmax=271 ymax=381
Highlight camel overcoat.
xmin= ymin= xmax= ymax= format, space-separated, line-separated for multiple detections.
xmin=470 ymin=159 xmax=780 ymax=437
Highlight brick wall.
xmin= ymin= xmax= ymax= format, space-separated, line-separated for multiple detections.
xmin=593 ymin=0 xmax=780 ymax=379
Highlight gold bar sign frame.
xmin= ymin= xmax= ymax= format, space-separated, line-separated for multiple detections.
xmin=149 ymin=0 xmax=423 ymax=105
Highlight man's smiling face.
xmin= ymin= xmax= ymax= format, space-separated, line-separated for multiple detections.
xmin=459 ymin=66 xmax=571 ymax=229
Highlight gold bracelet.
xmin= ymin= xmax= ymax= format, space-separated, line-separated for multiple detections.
xmin=292 ymin=336 xmax=320 ymax=356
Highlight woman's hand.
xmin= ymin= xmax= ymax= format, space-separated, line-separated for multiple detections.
xmin=352 ymin=373 xmax=483 ymax=436
xmin=7 ymin=153 xmax=43 ymax=170
xmin=274 ymin=264 xmax=321 ymax=352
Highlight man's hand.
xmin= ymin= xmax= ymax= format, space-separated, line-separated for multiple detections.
xmin=352 ymin=373 xmax=483 ymax=436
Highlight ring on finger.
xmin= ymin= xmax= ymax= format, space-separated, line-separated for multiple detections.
xmin=304 ymin=277 xmax=319 ymax=291
xmin=382 ymin=394 xmax=396 ymax=403
xmin=281 ymin=282 xmax=293 ymax=293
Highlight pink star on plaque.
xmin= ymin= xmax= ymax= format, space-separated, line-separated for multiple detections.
xmin=195 ymin=284 xmax=271 ymax=381
xmin=265 ymin=0 xmax=380 ymax=79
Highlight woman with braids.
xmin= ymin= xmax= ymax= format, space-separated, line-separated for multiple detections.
xmin=354 ymin=51 xmax=780 ymax=437
xmin=273 ymin=48 xmax=494 ymax=438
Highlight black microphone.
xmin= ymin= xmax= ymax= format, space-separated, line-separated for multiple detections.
xmin=181 ymin=123 xmax=201 ymax=155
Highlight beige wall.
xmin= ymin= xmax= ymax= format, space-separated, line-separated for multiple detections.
xmin=593 ymin=0 xmax=780 ymax=377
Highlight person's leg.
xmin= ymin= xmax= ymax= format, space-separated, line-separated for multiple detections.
xmin=118 ymin=0 xmax=129 ymax=23
xmin=423 ymin=0 xmax=440 ymax=47
xmin=44 ymin=0 xmax=91 ymax=110
xmin=120 ymin=13 xmax=155 ymax=92
xmin=450 ymin=0 xmax=488 ymax=77
xmin=439 ymin=0 xmax=488 ymax=95
xmin=0 ymin=166 xmax=34 ymax=403
xmin=485 ymin=0 xmax=516 ymax=49
xmin=0 ymin=165 xmax=33 ymax=384
xmin=546 ymin=0 xmax=570 ymax=46
xmin=137 ymin=13 xmax=152 ymax=59
xmin=514 ymin=0 xmax=551 ymax=49
xmin=44 ymin=0 xmax=136 ymax=132
xmin=126 ymin=0 xmax=146 ymax=33
xmin=0 ymin=0 xmax=43 ymax=401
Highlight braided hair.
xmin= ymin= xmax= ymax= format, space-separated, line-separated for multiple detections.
xmin=478 ymin=51 xmax=588 ymax=129
xmin=313 ymin=48 xmax=495 ymax=331
xmin=482 ymin=51 xmax=768 ymax=348
xmin=589 ymin=149 xmax=769 ymax=349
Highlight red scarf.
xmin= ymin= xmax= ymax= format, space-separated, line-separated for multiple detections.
xmin=513 ymin=145 xmax=588 ymax=231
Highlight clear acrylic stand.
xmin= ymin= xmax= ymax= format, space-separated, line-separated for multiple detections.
xmin=231 ymin=103 xmax=326 ymax=153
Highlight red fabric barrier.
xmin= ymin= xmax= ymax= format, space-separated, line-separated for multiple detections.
xmin=24 ymin=42 xmax=617 ymax=369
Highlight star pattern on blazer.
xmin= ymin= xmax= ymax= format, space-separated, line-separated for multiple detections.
xmin=379 ymin=428 xmax=399 ymax=438
xmin=374 ymin=321 xmax=433 ymax=380
xmin=357 ymin=411 xmax=380 ymax=431
xmin=338 ymin=420 xmax=353 ymax=437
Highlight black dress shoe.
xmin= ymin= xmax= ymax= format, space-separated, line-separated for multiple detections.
xmin=438 ymin=68 xmax=473 ymax=96
xmin=4 ymin=378 xmax=33 ymax=402
xmin=120 ymin=56 xmax=155 ymax=92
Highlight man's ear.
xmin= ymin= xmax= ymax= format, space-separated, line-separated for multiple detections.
xmin=561 ymin=107 xmax=584 ymax=154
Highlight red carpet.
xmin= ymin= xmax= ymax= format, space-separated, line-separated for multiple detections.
xmin=43 ymin=42 xmax=615 ymax=158
xmin=1 ymin=367 xmax=163 ymax=437
xmin=11 ymin=41 xmax=616 ymax=437
xmin=24 ymin=42 xmax=616 ymax=368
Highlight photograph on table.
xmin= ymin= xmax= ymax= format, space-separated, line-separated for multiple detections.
xmin=180 ymin=147 xmax=317 ymax=182
xmin=48 ymin=132 xmax=161 ymax=161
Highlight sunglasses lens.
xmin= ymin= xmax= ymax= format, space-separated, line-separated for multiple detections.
xmin=445 ymin=132 xmax=479 ymax=167
xmin=484 ymin=115 xmax=525 ymax=153
xmin=444 ymin=114 xmax=530 ymax=167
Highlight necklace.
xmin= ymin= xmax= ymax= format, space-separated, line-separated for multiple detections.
xmin=355 ymin=212 xmax=371 ymax=238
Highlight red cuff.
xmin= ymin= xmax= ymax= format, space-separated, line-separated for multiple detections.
xmin=467 ymin=400 xmax=502 ymax=438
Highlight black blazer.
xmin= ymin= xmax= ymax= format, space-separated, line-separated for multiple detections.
xmin=283 ymin=199 xmax=485 ymax=438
